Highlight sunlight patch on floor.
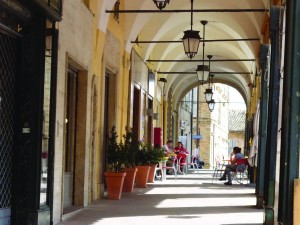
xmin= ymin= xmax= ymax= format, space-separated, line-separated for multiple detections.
xmin=155 ymin=197 xmax=256 ymax=208
xmin=91 ymin=212 xmax=263 ymax=225
xmin=145 ymin=187 xmax=255 ymax=195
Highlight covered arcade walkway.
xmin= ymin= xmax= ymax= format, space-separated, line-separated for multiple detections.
xmin=58 ymin=170 xmax=263 ymax=225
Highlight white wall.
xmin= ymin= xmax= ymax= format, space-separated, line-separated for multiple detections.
xmin=53 ymin=0 xmax=94 ymax=223
xmin=210 ymin=84 xmax=230 ymax=166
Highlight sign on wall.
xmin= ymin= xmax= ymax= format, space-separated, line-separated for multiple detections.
xmin=131 ymin=50 xmax=148 ymax=91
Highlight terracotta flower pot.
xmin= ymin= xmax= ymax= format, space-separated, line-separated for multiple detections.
xmin=147 ymin=164 xmax=157 ymax=183
xmin=122 ymin=168 xmax=138 ymax=192
xmin=105 ymin=172 xmax=126 ymax=200
xmin=135 ymin=166 xmax=150 ymax=188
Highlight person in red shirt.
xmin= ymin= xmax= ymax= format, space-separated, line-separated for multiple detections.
xmin=174 ymin=142 xmax=188 ymax=154
xmin=174 ymin=142 xmax=189 ymax=173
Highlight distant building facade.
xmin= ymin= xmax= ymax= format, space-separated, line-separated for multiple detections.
xmin=228 ymin=110 xmax=246 ymax=156
xmin=179 ymin=83 xmax=230 ymax=168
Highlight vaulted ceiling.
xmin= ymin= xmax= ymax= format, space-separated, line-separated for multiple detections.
xmin=100 ymin=0 xmax=269 ymax=106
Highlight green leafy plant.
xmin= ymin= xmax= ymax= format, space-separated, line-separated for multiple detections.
xmin=149 ymin=145 xmax=165 ymax=164
xmin=107 ymin=127 xmax=165 ymax=168
xmin=137 ymin=143 xmax=165 ymax=165
xmin=121 ymin=127 xmax=141 ymax=167
xmin=136 ymin=143 xmax=150 ymax=166
xmin=106 ymin=126 xmax=125 ymax=172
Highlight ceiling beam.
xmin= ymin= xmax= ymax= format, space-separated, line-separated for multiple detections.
xmin=133 ymin=40 xmax=182 ymax=44
xmin=132 ymin=38 xmax=260 ymax=44
xmin=147 ymin=59 xmax=256 ymax=63
xmin=181 ymin=100 xmax=244 ymax=104
xmin=157 ymin=71 xmax=252 ymax=75
xmin=106 ymin=9 xmax=268 ymax=13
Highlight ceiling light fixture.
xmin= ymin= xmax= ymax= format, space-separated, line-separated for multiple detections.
xmin=196 ymin=64 xmax=209 ymax=84
xmin=204 ymin=74 xmax=214 ymax=102
xmin=153 ymin=0 xmax=170 ymax=10
xmin=182 ymin=0 xmax=200 ymax=59
xmin=196 ymin=20 xmax=209 ymax=84
xmin=208 ymin=99 xmax=215 ymax=112
xmin=204 ymin=55 xmax=214 ymax=102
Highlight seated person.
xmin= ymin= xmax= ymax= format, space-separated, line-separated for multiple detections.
xmin=192 ymin=147 xmax=199 ymax=163
xmin=174 ymin=142 xmax=188 ymax=155
xmin=174 ymin=142 xmax=189 ymax=173
xmin=163 ymin=140 xmax=173 ymax=155
xmin=163 ymin=140 xmax=175 ymax=175
xmin=193 ymin=147 xmax=199 ymax=158
xmin=219 ymin=146 xmax=246 ymax=185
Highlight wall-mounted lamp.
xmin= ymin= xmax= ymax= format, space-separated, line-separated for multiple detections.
xmin=153 ymin=0 xmax=170 ymax=10
xmin=158 ymin=78 xmax=167 ymax=83
xmin=158 ymin=77 xmax=167 ymax=96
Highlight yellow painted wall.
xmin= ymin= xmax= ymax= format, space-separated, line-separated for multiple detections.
xmin=88 ymin=0 xmax=131 ymax=199
xmin=85 ymin=0 xmax=165 ymax=200
xmin=247 ymin=75 xmax=261 ymax=120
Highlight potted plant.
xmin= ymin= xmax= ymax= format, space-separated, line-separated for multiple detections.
xmin=134 ymin=143 xmax=151 ymax=188
xmin=146 ymin=145 xmax=165 ymax=183
xmin=120 ymin=128 xmax=139 ymax=192
xmin=105 ymin=127 xmax=126 ymax=200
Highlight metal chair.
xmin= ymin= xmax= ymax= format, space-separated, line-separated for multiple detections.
xmin=232 ymin=158 xmax=249 ymax=184
xmin=186 ymin=156 xmax=198 ymax=173
xmin=154 ymin=164 xmax=162 ymax=180
xmin=212 ymin=158 xmax=226 ymax=183
xmin=162 ymin=157 xmax=178 ymax=180
xmin=177 ymin=154 xmax=187 ymax=174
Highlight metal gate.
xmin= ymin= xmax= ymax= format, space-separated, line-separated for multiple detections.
xmin=0 ymin=31 xmax=17 ymax=225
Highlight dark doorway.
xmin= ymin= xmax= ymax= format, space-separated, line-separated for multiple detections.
xmin=133 ymin=87 xmax=140 ymax=139
xmin=103 ymin=72 xmax=117 ymax=186
xmin=63 ymin=67 xmax=78 ymax=211
xmin=147 ymin=98 xmax=153 ymax=144
xmin=103 ymin=74 xmax=109 ymax=181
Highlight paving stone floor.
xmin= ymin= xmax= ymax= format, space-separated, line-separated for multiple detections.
xmin=58 ymin=169 xmax=263 ymax=225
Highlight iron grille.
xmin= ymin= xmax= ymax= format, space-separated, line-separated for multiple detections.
xmin=0 ymin=32 xmax=16 ymax=209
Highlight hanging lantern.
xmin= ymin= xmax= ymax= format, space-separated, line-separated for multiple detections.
xmin=181 ymin=0 xmax=200 ymax=59
xmin=182 ymin=30 xmax=201 ymax=59
xmin=196 ymin=65 xmax=209 ymax=85
xmin=208 ymin=99 xmax=215 ymax=112
xmin=153 ymin=0 xmax=170 ymax=10
xmin=204 ymin=57 xmax=214 ymax=102
xmin=204 ymin=88 xmax=213 ymax=102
